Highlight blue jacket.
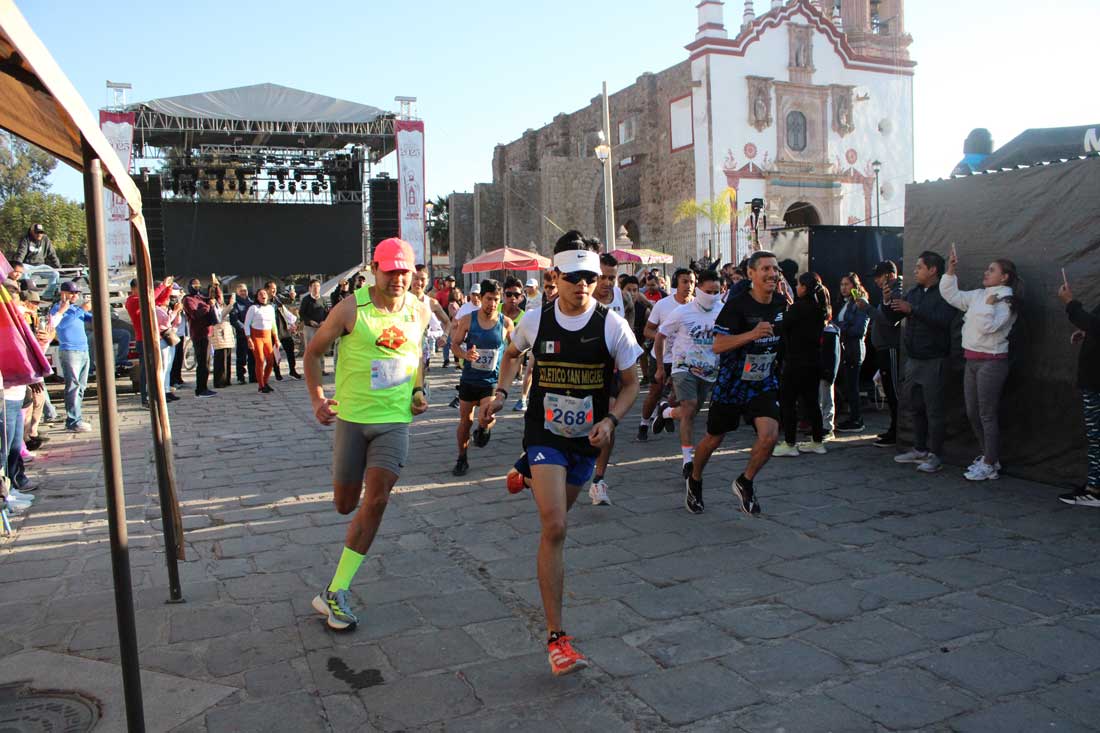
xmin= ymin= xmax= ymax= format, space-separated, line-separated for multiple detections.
xmin=838 ymin=299 xmax=870 ymax=365
xmin=50 ymin=302 xmax=93 ymax=351
xmin=229 ymin=296 xmax=253 ymax=333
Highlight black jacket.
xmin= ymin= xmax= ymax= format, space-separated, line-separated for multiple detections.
xmin=902 ymin=281 xmax=958 ymax=360
xmin=782 ymin=297 xmax=827 ymax=370
xmin=15 ymin=233 xmax=61 ymax=268
xmin=299 ymin=294 xmax=328 ymax=327
xmin=1067 ymin=300 xmax=1100 ymax=391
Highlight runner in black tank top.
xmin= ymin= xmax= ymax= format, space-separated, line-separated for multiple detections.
xmin=484 ymin=232 xmax=642 ymax=677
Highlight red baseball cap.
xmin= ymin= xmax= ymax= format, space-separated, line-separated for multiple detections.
xmin=373 ymin=238 xmax=415 ymax=272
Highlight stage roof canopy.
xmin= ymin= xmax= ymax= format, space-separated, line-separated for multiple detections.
xmin=128 ymin=82 xmax=396 ymax=151
xmin=980 ymin=123 xmax=1100 ymax=170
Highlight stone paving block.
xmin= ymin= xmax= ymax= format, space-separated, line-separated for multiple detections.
xmin=564 ymin=600 xmax=650 ymax=639
xmin=762 ymin=556 xmax=851 ymax=584
xmin=612 ymin=530 xmax=697 ymax=558
xmin=214 ymin=533 xmax=284 ymax=558
xmin=882 ymin=604 xmax=1002 ymax=642
xmin=1034 ymin=677 xmax=1100 ymax=728
xmin=706 ymin=603 xmax=817 ymax=640
xmin=619 ymin=582 xmax=722 ymax=620
xmin=624 ymin=617 xmax=742 ymax=667
xmin=169 ymin=606 xmax=253 ymax=643
xmin=742 ymin=531 xmax=832 ymax=560
xmin=808 ymin=524 xmax=889 ymax=547
xmin=944 ymin=591 xmax=1041 ymax=626
xmin=546 ymin=691 xmax=639 ymax=732
xmin=950 ymin=699 xmax=1090 ymax=733
xmin=853 ymin=571 xmax=951 ymax=603
xmin=459 ymin=652 xmax=586 ymax=708
xmin=321 ymin=694 xmax=376 ymax=733
xmin=203 ymin=626 xmax=303 ymax=677
xmin=801 ymin=615 xmax=928 ymax=664
xmin=345 ymin=601 xmax=423 ymax=641
xmin=689 ymin=569 xmax=797 ymax=605
xmin=626 ymin=661 xmax=762 ymax=726
xmin=630 ymin=550 xmax=742 ymax=585
xmin=737 ymin=693 xmax=877 ymax=733
xmin=443 ymin=705 xmax=565 ymax=733
xmin=915 ymin=557 xmax=1011 ymax=588
xmin=777 ymin=580 xmax=885 ymax=622
xmin=826 ymin=667 xmax=976 ymax=730
xmin=412 ymin=589 xmax=512 ymax=628
xmin=1014 ymin=571 xmax=1100 ymax=609
xmin=979 ymin=582 xmax=1069 ymax=617
xmin=1065 ymin=614 xmax=1100 ymax=641
xmin=243 ymin=660 xmax=303 ymax=698
xmin=583 ymin=636 xmax=662 ymax=678
xmin=379 ymin=627 xmax=484 ymax=674
xmin=463 ymin=617 xmax=538 ymax=659
xmin=919 ymin=640 xmax=1061 ymax=697
xmin=995 ymin=624 xmax=1100 ymax=675
xmin=974 ymin=546 xmax=1081 ymax=575
xmin=360 ymin=669 xmax=481 ymax=726
xmin=205 ymin=690 xmax=328 ymax=733
xmin=720 ymin=639 xmax=849 ymax=697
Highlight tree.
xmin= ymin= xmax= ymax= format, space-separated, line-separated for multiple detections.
xmin=0 ymin=191 xmax=87 ymax=264
xmin=674 ymin=187 xmax=737 ymax=258
xmin=0 ymin=131 xmax=57 ymax=203
xmin=427 ymin=195 xmax=450 ymax=258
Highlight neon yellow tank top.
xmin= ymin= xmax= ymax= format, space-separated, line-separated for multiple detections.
xmin=335 ymin=287 xmax=422 ymax=424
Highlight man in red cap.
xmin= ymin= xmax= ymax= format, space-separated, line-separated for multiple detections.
xmin=303 ymin=238 xmax=431 ymax=631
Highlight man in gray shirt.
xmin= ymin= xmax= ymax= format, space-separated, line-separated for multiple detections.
xmin=15 ymin=224 xmax=61 ymax=268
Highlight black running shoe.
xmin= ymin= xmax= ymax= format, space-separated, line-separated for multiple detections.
xmin=452 ymin=455 xmax=469 ymax=476
xmin=836 ymin=419 xmax=864 ymax=433
xmin=682 ymin=461 xmax=693 ymax=480
xmin=449 ymin=396 xmax=460 ymax=409
xmin=685 ymin=475 xmax=704 ymax=514
xmin=165 ymin=393 xmax=180 ymax=402
xmin=636 ymin=423 xmax=649 ymax=442
xmin=873 ymin=433 xmax=897 ymax=447
xmin=473 ymin=426 xmax=492 ymax=448
xmin=652 ymin=402 xmax=669 ymax=435
xmin=733 ymin=476 xmax=761 ymax=515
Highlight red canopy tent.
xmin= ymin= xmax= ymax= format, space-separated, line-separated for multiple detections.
xmin=462 ymin=246 xmax=551 ymax=273
xmin=608 ymin=248 xmax=673 ymax=264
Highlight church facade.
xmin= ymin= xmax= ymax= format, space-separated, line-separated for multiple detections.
xmin=451 ymin=1 xmax=915 ymax=270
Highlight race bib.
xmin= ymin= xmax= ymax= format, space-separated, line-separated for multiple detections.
xmin=543 ymin=393 xmax=594 ymax=439
xmin=470 ymin=347 xmax=499 ymax=372
xmin=741 ymin=352 xmax=776 ymax=382
xmin=371 ymin=358 xmax=413 ymax=390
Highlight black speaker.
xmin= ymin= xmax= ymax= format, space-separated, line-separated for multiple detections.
xmin=368 ymin=177 xmax=399 ymax=254
xmin=136 ymin=177 xmax=166 ymax=279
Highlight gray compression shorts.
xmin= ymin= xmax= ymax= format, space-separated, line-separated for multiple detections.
xmin=332 ymin=419 xmax=410 ymax=483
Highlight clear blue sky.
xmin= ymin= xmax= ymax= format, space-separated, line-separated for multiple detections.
xmin=21 ymin=0 xmax=1096 ymax=204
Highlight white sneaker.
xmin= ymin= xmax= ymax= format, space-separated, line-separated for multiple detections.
xmin=773 ymin=443 xmax=800 ymax=457
xmin=917 ymin=454 xmax=943 ymax=473
xmin=3 ymin=497 xmax=32 ymax=513
xmin=969 ymin=455 xmax=1002 ymax=472
xmin=964 ymin=461 xmax=999 ymax=481
xmin=797 ymin=441 xmax=827 ymax=455
xmin=66 ymin=422 xmax=92 ymax=433
xmin=589 ymin=480 xmax=611 ymax=506
xmin=895 ymin=449 xmax=931 ymax=464
xmin=7 ymin=489 xmax=34 ymax=502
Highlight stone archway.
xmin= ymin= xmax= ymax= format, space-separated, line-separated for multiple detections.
xmin=785 ymin=201 xmax=821 ymax=228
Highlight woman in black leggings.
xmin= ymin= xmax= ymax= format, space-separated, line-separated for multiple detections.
xmin=775 ymin=272 xmax=831 ymax=456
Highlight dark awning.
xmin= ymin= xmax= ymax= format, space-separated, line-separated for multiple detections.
xmin=980 ymin=124 xmax=1100 ymax=170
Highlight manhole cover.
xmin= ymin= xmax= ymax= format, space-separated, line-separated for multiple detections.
xmin=0 ymin=683 xmax=100 ymax=732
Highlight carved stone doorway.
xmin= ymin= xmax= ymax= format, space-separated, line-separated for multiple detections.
xmin=785 ymin=201 xmax=821 ymax=228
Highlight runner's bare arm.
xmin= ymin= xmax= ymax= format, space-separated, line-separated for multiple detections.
xmin=430 ymin=297 xmax=451 ymax=332
xmin=486 ymin=342 xmax=523 ymax=418
xmin=449 ymin=315 xmax=471 ymax=362
xmin=653 ymin=332 xmax=666 ymax=365
xmin=590 ymin=360 xmax=640 ymax=446
xmin=644 ymin=319 xmax=659 ymax=341
xmin=304 ymin=294 xmax=356 ymax=424
xmin=411 ymin=301 xmax=431 ymax=415
xmin=503 ymin=315 xmax=515 ymax=343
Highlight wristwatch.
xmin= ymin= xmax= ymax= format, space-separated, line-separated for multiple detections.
xmin=606 ymin=414 xmax=620 ymax=428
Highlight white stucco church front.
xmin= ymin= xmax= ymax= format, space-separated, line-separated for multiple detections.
xmin=682 ymin=0 xmax=914 ymax=256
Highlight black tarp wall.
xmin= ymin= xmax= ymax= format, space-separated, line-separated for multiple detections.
xmin=901 ymin=157 xmax=1100 ymax=488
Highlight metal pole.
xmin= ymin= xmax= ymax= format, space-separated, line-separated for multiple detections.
xmin=81 ymin=142 xmax=147 ymax=733
xmin=601 ymin=82 xmax=615 ymax=252
xmin=128 ymin=221 xmax=184 ymax=602
xmin=875 ymin=170 xmax=881 ymax=227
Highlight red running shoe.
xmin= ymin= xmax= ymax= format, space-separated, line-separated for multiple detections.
xmin=547 ymin=635 xmax=589 ymax=676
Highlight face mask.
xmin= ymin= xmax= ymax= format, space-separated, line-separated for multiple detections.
xmin=695 ymin=290 xmax=718 ymax=310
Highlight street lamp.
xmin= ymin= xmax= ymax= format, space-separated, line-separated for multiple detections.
xmin=871 ymin=160 xmax=882 ymax=227
xmin=424 ymin=201 xmax=436 ymax=276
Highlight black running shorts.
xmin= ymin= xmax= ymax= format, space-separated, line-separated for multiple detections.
xmin=706 ymin=391 xmax=780 ymax=436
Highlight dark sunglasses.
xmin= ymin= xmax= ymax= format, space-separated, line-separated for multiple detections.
xmin=560 ymin=271 xmax=598 ymax=285
xmin=504 ymin=291 xmax=522 ymax=298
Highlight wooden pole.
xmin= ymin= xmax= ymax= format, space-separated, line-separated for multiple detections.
xmin=127 ymin=218 xmax=185 ymax=600
xmin=81 ymin=141 xmax=146 ymax=733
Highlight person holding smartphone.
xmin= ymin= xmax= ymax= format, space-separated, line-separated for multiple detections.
xmin=856 ymin=261 xmax=904 ymax=446
xmin=836 ymin=272 xmax=871 ymax=433
xmin=1057 ymin=278 xmax=1100 ymax=507
xmin=940 ymin=245 xmax=1019 ymax=480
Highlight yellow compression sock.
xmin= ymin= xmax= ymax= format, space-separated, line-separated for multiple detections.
xmin=327 ymin=547 xmax=366 ymax=593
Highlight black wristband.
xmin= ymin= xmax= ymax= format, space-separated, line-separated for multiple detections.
xmin=606 ymin=414 xmax=620 ymax=428
xmin=495 ymin=388 xmax=509 ymax=399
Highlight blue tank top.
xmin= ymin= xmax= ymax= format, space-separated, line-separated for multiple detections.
xmin=461 ymin=310 xmax=505 ymax=386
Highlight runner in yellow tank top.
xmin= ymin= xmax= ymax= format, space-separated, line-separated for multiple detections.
xmin=303 ymin=238 xmax=431 ymax=630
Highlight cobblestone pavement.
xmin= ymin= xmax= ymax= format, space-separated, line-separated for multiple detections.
xmin=2 ymin=359 xmax=1100 ymax=732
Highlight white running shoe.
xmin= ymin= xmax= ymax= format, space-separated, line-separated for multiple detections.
xmin=969 ymin=455 xmax=1002 ymax=472
xmin=894 ymin=449 xmax=930 ymax=464
xmin=917 ymin=454 xmax=943 ymax=473
xmin=4 ymin=497 xmax=32 ymax=513
xmin=797 ymin=441 xmax=827 ymax=455
xmin=772 ymin=443 xmax=800 ymax=457
xmin=7 ymin=489 xmax=34 ymax=502
xmin=964 ymin=461 xmax=999 ymax=481
xmin=589 ymin=480 xmax=611 ymax=506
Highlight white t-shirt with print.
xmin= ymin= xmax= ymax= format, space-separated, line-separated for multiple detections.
xmin=647 ymin=294 xmax=690 ymax=361
xmin=658 ymin=301 xmax=720 ymax=381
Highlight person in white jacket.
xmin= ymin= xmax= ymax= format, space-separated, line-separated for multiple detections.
xmin=941 ymin=246 xmax=1020 ymax=481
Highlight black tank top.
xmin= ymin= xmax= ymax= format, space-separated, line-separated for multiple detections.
xmin=525 ymin=301 xmax=614 ymax=457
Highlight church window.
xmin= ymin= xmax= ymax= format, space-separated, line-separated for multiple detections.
xmin=786 ymin=111 xmax=807 ymax=152
xmin=618 ymin=116 xmax=638 ymax=144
